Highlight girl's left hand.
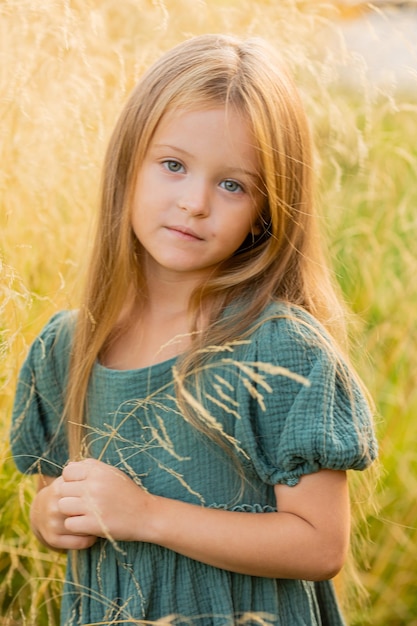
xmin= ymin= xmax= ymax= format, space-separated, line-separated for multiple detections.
xmin=58 ymin=458 xmax=150 ymax=542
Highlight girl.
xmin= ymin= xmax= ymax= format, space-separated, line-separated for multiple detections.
xmin=10 ymin=34 xmax=377 ymax=626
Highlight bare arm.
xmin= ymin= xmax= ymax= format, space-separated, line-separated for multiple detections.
xmin=30 ymin=474 xmax=97 ymax=552
xmin=147 ymin=469 xmax=349 ymax=580
xmin=59 ymin=459 xmax=350 ymax=580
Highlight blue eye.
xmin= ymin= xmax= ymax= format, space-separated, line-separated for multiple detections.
xmin=221 ymin=179 xmax=243 ymax=193
xmin=163 ymin=160 xmax=184 ymax=173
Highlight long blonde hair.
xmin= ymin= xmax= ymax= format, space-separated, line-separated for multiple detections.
xmin=65 ymin=33 xmax=350 ymax=459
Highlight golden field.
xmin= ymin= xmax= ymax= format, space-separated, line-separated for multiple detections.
xmin=1 ymin=1 xmax=417 ymax=624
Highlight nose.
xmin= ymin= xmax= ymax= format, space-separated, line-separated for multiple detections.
xmin=177 ymin=177 xmax=210 ymax=218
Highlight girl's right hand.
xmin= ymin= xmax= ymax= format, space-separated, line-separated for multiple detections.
xmin=30 ymin=475 xmax=97 ymax=552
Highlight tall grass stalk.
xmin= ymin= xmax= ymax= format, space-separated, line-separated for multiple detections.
xmin=1 ymin=1 xmax=416 ymax=624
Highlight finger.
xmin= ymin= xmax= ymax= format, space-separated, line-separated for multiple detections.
xmin=64 ymin=513 xmax=99 ymax=537
xmin=53 ymin=475 xmax=65 ymax=489
xmin=58 ymin=480 xmax=84 ymax=498
xmin=58 ymin=496 xmax=86 ymax=517
xmin=69 ymin=535 xmax=97 ymax=550
xmin=62 ymin=461 xmax=89 ymax=482
xmin=55 ymin=534 xmax=97 ymax=551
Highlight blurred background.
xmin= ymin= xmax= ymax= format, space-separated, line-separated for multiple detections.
xmin=1 ymin=1 xmax=417 ymax=624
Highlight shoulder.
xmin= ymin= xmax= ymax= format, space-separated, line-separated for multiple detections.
xmin=231 ymin=302 xmax=377 ymax=482
xmin=23 ymin=310 xmax=77 ymax=377
xmin=239 ymin=300 xmax=366 ymax=406
xmin=256 ymin=300 xmax=328 ymax=335
xmin=32 ymin=309 xmax=76 ymax=350
xmin=246 ymin=301 xmax=334 ymax=364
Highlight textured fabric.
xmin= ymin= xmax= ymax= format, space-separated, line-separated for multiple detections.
xmin=10 ymin=303 xmax=377 ymax=626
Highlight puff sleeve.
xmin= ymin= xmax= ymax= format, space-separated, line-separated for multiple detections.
xmin=9 ymin=311 xmax=74 ymax=476
xmin=234 ymin=310 xmax=378 ymax=487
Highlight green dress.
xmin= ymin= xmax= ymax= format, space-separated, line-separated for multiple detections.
xmin=10 ymin=303 xmax=377 ymax=626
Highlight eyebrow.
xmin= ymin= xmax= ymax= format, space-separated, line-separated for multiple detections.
xmin=152 ymin=144 xmax=259 ymax=180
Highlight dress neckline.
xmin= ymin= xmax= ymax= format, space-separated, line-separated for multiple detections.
xmin=94 ymin=354 xmax=178 ymax=375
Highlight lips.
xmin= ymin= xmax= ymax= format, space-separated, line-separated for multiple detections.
xmin=166 ymin=225 xmax=204 ymax=241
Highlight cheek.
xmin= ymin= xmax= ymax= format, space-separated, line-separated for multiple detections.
xmin=132 ymin=162 xmax=157 ymax=206
xmin=242 ymin=203 xmax=261 ymax=236
xmin=227 ymin=217 xmax=257 ymax=249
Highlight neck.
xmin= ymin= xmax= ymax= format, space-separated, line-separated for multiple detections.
xmin=104 ymin=281 xmax=200 ymax=370
xmin=143 ymin=264 xmax=210 ymax=319
xmin=147 ymin=280 xmax=194 ymax=318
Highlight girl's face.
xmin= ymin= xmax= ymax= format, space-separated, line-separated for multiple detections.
xmin=131 ymin=107 xmax=262 ymax=285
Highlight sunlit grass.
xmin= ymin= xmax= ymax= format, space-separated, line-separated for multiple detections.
xmin=1 ymin=1 xmax=417 ymax=624
xmin=322 ymin=97 xmax=417 ymax=625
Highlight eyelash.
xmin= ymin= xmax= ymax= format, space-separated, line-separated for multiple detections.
xmin=220 ymin=180 xmax=244 ymax=194
xmin=162 ymin=159 xmax=184 ymax=173
xmin=161 ymin=160 xmax=246 ymax=194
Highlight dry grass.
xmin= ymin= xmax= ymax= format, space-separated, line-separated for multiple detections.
xmin=1 ymin=1 xmax=417 ymax=624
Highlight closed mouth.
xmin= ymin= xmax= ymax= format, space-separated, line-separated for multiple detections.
xmin=167 ymin=225 xmax=204 ymax=240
